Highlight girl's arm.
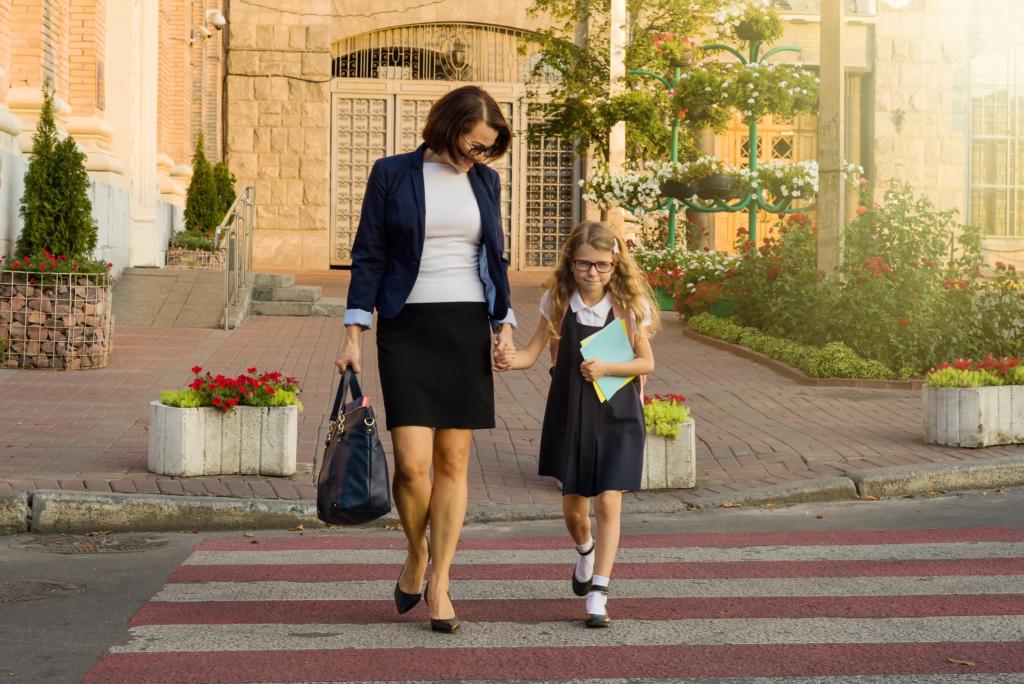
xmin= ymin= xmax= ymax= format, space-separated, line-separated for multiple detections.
xmin=504 ymin=318 xmax=550 ymax=370
xmin=580 ymin=333 xmax=655 ymax=381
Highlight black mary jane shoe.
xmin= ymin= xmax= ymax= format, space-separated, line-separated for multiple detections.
xmin=572 ymin=541 xmax=595 ymax=596
xmin=584 ymin=585 xmax=611 ymax=629
xmin=424 ymin=580 xmax=461 ymax=633
xmin=393 ymin=558 xmax=423 ymax=615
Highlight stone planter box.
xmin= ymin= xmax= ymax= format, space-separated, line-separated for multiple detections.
xmin=148 ymin=401 xmax=297 ymax=476
xmin=165 ymin=247 xmax=225 ymax=271
xmin=0 ymin=271 xmax=113 ymax=370
xmin=641 ymin=420 xmax=696 ymax=489
xmin=923 ymin=385 xmax=1024 ymax=448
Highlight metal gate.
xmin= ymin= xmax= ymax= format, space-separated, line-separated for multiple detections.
xmin=330 ymin=23 xmax=578 ymax=269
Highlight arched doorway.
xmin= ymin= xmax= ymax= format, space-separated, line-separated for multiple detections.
xmin=329 ymin=22 xmax=578 ymax=270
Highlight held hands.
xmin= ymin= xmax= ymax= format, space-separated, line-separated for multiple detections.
xmin=580 ymin=359 xmax=609 ymax=382
xmin=492 ymin=325 xmax=516 ymax=372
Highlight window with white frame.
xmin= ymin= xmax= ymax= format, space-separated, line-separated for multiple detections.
xmin=970 ymin=47 xmax=1024 ymax=238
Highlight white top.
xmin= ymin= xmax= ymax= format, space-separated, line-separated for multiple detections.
xmin=539 ymin=290 xmax=652 ymax=329
xmin=405 ymin=162 xmax=486 ymax=304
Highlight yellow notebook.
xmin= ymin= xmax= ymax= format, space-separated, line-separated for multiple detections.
xmin=579 ymin=318 xmax=636 ymax=403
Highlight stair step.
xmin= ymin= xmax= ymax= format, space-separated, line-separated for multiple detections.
xmin=271 ymin=285 xmax=321 ymax=302
xmin=252 ymin=273 xmax=295 ymax=289
xmin=311 ymin=297 xmax=345 ymax=318
xmin=251 ymin=300 xmax=314 ymax=317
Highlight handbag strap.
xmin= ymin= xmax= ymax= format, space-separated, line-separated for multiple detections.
xmin=330 ymin=368 xmax=364 ymax=421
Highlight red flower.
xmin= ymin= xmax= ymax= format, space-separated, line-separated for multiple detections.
xmin=898 ymin=317 xmax=911 ymax=327
xmin=247 ymin=367 xmax=257 ymax=374
xmin=191 ymin=365 xmax=203 ymax=374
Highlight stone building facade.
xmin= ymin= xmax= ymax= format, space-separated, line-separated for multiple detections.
xmin=222 ymin=0 xmax=1024 ymax=271
xmin=0 ymin=0 xmax=225 ymax=272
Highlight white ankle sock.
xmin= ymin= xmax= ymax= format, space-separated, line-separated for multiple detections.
xmin=574 ymin=538 xmax=594 ymax=582
xmin=586 ymin=578 xmax=609 ymax=615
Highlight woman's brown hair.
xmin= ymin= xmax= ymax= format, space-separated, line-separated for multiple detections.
xmin=422 ymin=86 xmax=512 ymax=164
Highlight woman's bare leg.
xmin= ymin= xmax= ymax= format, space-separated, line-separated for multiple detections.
xmin=425 ymin=428 xmax=473 ymax=620
xmin=390 ymin=426 xmax=433 ymax=594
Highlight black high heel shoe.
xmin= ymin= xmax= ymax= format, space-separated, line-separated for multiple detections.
xmin=424 ymin=580 xmax=461 ymax=633
xmin=393 ymin=557 xmax=423 ymax=614
xmin=572 ymin=540 xmax=595 ymax=596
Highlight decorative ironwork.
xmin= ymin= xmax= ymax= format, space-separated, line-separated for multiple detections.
xmin=332 ymin=23 xmax=557 ymax=83
xmin=524 ymin=110 xmax=578 ymax=268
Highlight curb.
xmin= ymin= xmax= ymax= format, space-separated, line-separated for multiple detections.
xmin=682 ymin=476 xmax=859 ymax=510
xmin=847 ymin=455 xmax=1024 ymax=498
xmin=2 ymin=455 xmax=1022 ymax=535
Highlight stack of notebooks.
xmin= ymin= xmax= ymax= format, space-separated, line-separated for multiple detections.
xmin=579 ymin=318 xmax=636 ymax=402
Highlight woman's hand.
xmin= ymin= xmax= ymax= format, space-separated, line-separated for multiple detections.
xmin=336 ymin=326 xmax=363 ymax=374
xmin=492 ymin=324 xmax=515 ymax=371
xmin=580 ymin=359 xmax=608 ymax=382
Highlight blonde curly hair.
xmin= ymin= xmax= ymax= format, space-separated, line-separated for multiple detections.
xmin=546 ymin=221 xmax=660 ymax=341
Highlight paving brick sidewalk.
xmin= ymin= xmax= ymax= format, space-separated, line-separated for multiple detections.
xmin=1 ymin=271 xmax=1020 ymax=508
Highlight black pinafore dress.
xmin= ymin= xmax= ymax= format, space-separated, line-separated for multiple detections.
xmin=538 ymin=307 xmax=646 ymax=497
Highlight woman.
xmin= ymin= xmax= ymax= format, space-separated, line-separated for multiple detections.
xmin=335 ymin=85 xmax=516 ymax=633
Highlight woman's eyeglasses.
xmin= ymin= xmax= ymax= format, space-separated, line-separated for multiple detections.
xmin=572 ymin=259 xmax=614 ymax=274
xmin=462 ymin=138 xmax=498 ymax=159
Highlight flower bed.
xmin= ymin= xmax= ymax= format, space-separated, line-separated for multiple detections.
xmin=0 ymin=269 xmax=113 ymax=370
xmin=641 ymin=394 xmax=695 ymax=489
xmin=923 ymin=358 xmax=1024 ymax=447
xmin=149 ymin=366 xmax=302 ymax=476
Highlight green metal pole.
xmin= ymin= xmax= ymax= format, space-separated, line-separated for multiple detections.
xmin=668 ymin=66 xmax=681 ymax=250
xmin=747 ymin=41 xmax=761 ymax=246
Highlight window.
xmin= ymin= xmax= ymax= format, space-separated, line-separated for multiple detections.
xmin=970 ymin=47 xmax=1024 ymax=237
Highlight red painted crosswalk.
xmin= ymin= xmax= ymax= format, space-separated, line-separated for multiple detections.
xmin=86 ymin=526 xmax=1024 ymax=683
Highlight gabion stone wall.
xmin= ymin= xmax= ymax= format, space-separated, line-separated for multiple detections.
xmin=0 ymin=271 xmax=113 ymax=370
xmin=165 ymin=247 xmax=225 ymax=271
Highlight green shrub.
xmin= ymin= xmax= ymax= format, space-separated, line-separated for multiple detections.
xmin=643 ymin=399 xmax=691 ymax=439
xmin=160 ymin=389 xmax=205 ymax=408
xmin=184 ymin=133 xmax=219 ymax=235
xmin=688 ymin=313 xmax=893 ymax=380
xmin=925 ymin=368 xmax=1003 ymax=388
xmin=171 ymin=232 xmax=216 ymax=252
xmin=14 ymin=81 xmax=99 ymax=262
xmin=212 ymin=161 xmax=237 ymax=217
xmin=1005 ymin=366 xmax=1024 ymax=385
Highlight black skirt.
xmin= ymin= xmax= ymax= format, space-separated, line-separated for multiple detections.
xmin=537 ymin=309 xmax=646 ymax=496
xmin=376 ymin=302 xmax=495 ymax=431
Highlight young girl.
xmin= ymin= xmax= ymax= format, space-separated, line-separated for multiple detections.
xmin=501 ymin=221 xmax=658 ymax=628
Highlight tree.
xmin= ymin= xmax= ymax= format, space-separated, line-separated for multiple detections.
xmin=184 ymin=133 xmax=218 ymax=235
xmin=15 ymin=81 xmax=98 ymax=261
xmin=212 ymin=161 xmax=238 ymax=218
xmin=523 ymin=0 xmax=723 ymax=162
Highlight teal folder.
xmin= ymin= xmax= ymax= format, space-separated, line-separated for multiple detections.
xmin=579 ymin=318 xmax=636 ymax=403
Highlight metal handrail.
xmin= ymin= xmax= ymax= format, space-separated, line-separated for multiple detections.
xmin=215 ymin=185 xmax=256 ymax=330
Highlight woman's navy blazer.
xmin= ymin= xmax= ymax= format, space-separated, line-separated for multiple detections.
xmin=343 ymin=143 xmax=514 ymax=330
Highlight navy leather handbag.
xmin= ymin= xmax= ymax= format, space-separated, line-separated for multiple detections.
xmin=316 ymin=369 xmax=392 ymax=525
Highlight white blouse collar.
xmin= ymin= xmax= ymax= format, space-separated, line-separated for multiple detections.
xmin=570 ymin=290 xmax=612 ymax=317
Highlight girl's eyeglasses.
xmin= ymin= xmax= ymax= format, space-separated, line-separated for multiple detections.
xmin=572 ymin=259 xmax=614 ymax=274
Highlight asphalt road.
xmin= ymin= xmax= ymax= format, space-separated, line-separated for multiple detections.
xmin=1 ymin=487 xmax=1022 ymax=683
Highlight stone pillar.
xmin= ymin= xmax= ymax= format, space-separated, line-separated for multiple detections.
xmin=8 ymin=0 xmax=72 ymax=151
xmin=845 ymin=74 xmax=863 ymax=222
xmin=0 ymin=0 xmax=23 ymax=153
xmin=817 ymin=0 xmax=845 ymax=274
xmin=107 ymin=0 xmax=160 ymax=266
xmin=65 ymin=0 xmax=124 ymax=185
xmin=607 ymin=0 xmax=626 ymax=232
xmin=226 ymin=0 xmax=332 ymax=270
xmin=156 ymin=0 xmax=190 ymax=207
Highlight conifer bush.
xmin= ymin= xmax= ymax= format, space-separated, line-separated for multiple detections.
xmin=13 ymin=82 xmax=99 ymax=264
xmin=183 ymin=133 xmax=219 ymax=236
xmin=212 ymin=161 xmax=238 ymax=218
